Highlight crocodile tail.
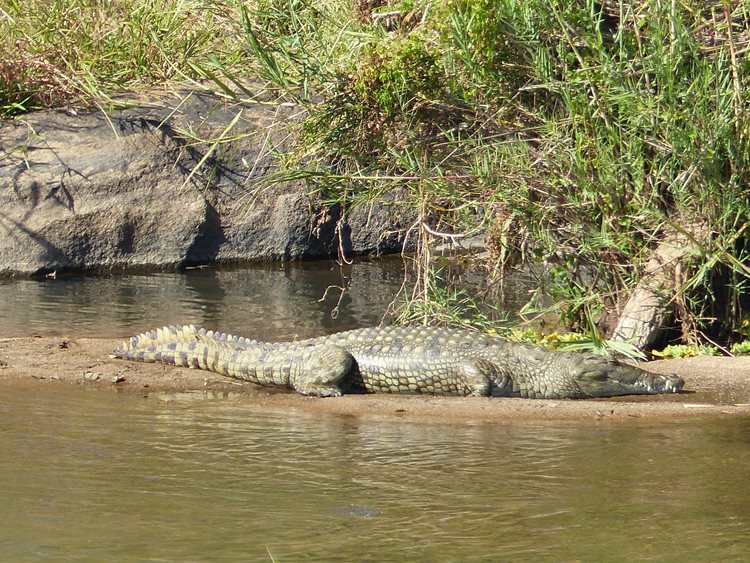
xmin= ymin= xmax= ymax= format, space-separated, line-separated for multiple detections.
xmin=113 ymin=325 xmax=253 ymax=372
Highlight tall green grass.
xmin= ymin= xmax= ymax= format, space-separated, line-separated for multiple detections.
xmin=207 ymin=0 xmax=750 ymax=346
xmin=4 ymin=0 xmax=750 ymax=347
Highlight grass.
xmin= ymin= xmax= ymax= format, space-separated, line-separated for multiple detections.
xmin=4 ymin=0 xmax=750 ymax=353
xmin=221 ymin=0 xmax=750 ymax=350
xmin=0 ymin=0 xmax=241 ymax=115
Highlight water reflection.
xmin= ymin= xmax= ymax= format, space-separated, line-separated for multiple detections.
xmin=2 ymin=384 xmax=749 ymax=560
xmin=0 ymin=260 xmax=537 ymax=340
xmin=0 ymin=261 xmax=405 ymax=339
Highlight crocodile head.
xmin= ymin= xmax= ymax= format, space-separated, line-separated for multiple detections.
xmin=572 ymin=356 xmax=685 ymax=398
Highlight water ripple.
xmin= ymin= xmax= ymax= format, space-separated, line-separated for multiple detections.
xmin=2 ymin=381 xmax=750 ymax=560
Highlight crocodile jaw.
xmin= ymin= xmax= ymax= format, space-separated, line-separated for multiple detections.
xmin=574 ymin=362 xmax=685 ymax=398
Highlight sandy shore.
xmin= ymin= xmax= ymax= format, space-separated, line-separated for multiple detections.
xmin=1 ymin=336 xmax=749 ymax=421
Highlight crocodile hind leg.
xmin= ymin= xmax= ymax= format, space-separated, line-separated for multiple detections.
xmin=292 ymin=345 xmax=354 ymax=397
xmin=460 ymin=357 xmax=512 ymax=397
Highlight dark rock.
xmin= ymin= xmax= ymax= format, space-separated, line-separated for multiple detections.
xmin=0 ymin=88 xmax=412 ymax=276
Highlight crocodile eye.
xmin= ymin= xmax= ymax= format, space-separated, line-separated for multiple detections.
xmin=583 ymin=369 xmax=609 ymax=381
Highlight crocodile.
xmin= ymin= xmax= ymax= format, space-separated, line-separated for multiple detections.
xmin=114 ymin=325 xmax=684 ymax=399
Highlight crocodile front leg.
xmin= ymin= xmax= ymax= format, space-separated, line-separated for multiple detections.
xmin=291 ymin=345 xmax=353 ymax=397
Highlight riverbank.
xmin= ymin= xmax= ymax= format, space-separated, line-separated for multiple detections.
xmin=1 ymin=336 xmax=749 ymax=422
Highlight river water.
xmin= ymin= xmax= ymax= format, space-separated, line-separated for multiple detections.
xmin=1 ymin=263 xmax=750 ymax=560
xmin=0 ymin=261 xmax=407 ymax=340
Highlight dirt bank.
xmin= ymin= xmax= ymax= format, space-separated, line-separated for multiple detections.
xmin=1 ymin=336 xmax=749 ymax=422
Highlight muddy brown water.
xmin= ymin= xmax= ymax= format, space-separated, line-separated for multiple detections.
xmin=1 ymin=263 xmax=750 ymax=560
xmin=2 ymin=383 xmax=749 ymax=560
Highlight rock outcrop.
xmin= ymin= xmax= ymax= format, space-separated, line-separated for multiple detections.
xmin=0 ymin=88 xmax=411 ymax=276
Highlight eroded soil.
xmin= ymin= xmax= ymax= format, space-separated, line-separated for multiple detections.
xmin=1 ymin=336 xmax=749 ymax=422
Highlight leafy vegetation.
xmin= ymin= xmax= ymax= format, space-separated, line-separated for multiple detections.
xmin=730 ymin=340 xmax=750 ymax=355
xmin=509 ymin=327 xmax=646 ymax=360
xmin=4 ymin=0 xmax=750 ymax=354
xmin=652 ymin=343 xmax=721 ymax=359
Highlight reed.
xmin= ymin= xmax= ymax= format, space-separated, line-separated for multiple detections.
xmin=5 ymin=0 xmax=750 ymax=349
xmin=222 ymin=0 xmax=750 ymax=347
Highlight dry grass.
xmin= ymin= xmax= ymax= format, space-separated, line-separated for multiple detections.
xmin=0 ymin=0 xmax=241 ymax=115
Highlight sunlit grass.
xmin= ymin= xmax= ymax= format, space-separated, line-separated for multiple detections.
xmin=210 ymin=0 xmax=750 ymax=345
xmin=4 ymin=0 xmax=750 ymax=349
xmin=0 ymin=0 xmax=241 ymax=115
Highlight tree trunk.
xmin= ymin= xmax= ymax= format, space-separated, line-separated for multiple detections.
xmin=611 ymin=222 xmax=707 ymax=350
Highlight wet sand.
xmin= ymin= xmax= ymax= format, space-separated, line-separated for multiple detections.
xmin=1 ymin=336 xmax=749 ymax=421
